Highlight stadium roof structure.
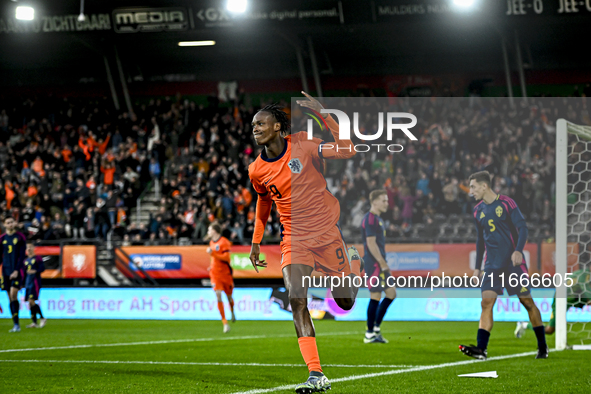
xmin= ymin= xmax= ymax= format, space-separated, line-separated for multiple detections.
xmin=0 ymin=0 xmax=589 ymax=88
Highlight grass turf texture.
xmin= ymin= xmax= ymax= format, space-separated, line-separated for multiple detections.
xmin=0 ymin=320 xmax=589 ymax=393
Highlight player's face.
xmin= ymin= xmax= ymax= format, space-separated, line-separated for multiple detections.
xmin=372 ymin=194 xmax=389 ymax=214
xmin=469 ymin=180 xmax=486 ymax=200
xmin=377 ymin=195 xmax=389 ymax=213
xmin=26 ymin=244 xmax=34 ymax=256
xmin=207 ymin=226 xmax=219 ymax=239
xmin=251 ymin=112 xmax=280 ymax=146
xmin=4 ymin=218 xmax=15 ymax=232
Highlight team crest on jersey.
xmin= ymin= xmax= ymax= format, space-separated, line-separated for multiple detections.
xmin=480 ymin=212 xmax=485 ymax=219
xmin=496 ymin=206 xmax=503 ymax=217
xmin=215 ymin=244 xmax=220 ymax=251
xmin=2 ymin=240 xmax=5 ymax=244
xmin=288 ymin=158 xmax=302 ymax=174
xmin=13 ymin=238 xmax=17 ymax=245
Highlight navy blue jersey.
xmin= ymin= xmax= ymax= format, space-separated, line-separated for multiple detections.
xmin=361 ymin=212 xmax=386 ymax=265
xmin=0 ymin=232 xmax=27 ymax=274
xmin=24 ymin=255 xmax=45 ymax=283
xmin=473 ymin=195 xmax=528 ymax=270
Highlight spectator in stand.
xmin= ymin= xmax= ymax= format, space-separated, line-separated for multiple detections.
xmin=93 ymin=199 xmax=110 ymax=240
xmin=400 ymin=191 xmax=419 ymax=229
xmin=416 ymin=172 xmax=431 ymax=196
xmin=149 ymin=158 xmax=161 ymax=179
xmin=0 ymin=94 xmax=587 ymax=245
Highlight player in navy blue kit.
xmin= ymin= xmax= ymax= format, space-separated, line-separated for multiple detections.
xmin=459 ymin=171 xmax=548 ymax=360
xmin=362 ymin=190 xmax=396 ymax=344
xmin=0 ymin=216 xmax=27 ymax=332
xmin=24 ymin=242 xmax=46 ymax=329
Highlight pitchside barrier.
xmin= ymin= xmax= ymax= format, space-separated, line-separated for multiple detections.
xmin=1 ymin=287 xmax=589 ymax=323
xmin=110 ymin=243 xmax=571 ymax=280
xmin=36 ymin=244 xmax=97 ymax=279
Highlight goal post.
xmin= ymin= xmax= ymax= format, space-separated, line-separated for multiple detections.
xmin=556 ymin=118 xmax=591 ymax=351
xmin=555 ymin=118 xmax=568 ymax=351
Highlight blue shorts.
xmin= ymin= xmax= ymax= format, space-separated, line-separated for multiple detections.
xmin=1 ymin=270 xmax=24 ymax=291
xmin=481 ymin=263 xmax=531 ymax=296
xmin=367 ymin=262 xmax=395 ymax=293
xmin=25 ymin=277 xmax=41 ymax=301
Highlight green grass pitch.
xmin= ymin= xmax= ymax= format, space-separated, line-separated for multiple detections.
xmin=0 ymin=319 xmax=589 ymax=393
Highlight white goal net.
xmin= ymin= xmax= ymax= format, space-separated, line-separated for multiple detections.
xmin=556 ymin=119 xmax=591 ymax=350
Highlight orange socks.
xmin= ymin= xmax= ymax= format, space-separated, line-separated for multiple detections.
xmin=217 ymin=302 xmax=227 ymax=324
xmin=298 ymin=337 xmax=322 ymax=373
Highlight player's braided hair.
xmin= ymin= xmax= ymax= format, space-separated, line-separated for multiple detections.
xmin=258 ymin=104 xmax=291 ymax=134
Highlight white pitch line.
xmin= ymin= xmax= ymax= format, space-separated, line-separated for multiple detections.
xmin=0 ymin=359 xmax=417 ymax=368
xmin=0 ymin=331 xmax=360 ymax=354
xmin=231 ymin=349 xmax=558 ymax=394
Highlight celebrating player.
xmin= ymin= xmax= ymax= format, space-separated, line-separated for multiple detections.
xmin=248 ymin=92 xmax=363 ymax=393
xmin=206 ymin=223 xmax=235 ymax=333
xmin=459 ymin=171 xmax=548 ymax=359
xmin=0 ymin=216 xmax=27 ymax=332
xmin=24 ymin=242 xmax=46 ymax=328
xmin=362 ymin=189 xmax=396 ymax=344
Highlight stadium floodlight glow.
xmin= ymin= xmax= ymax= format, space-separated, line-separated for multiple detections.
xmin=178 ymin=41 xmax=216 ymax=47
xmin=453 ymin=0 xmax=475 ymax=8
xmin=15 ymin=6 xmax=35 ymax=20
xmin=226 ymin=0 xmax=247 ymax=13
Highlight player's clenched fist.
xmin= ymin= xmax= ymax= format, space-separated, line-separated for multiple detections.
xmin=296 ymin=91 xmax=328 ymax=118
xmin=249 ymin=243 xmax=267 ymax=273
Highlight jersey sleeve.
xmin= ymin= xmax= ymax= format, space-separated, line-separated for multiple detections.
xmin=16 ymin=233 xmax=27 ymax=271
xmin=36 ymin=256 xmax=45 ymax=273
xmin=508 ymin=202 xmax=528 ymax=253
xmin=474 ymin=213 xmax=485 ymax=271
xmin=364 ymin=214 xmax=379 ymax=238
xmin=0 ymin=235 xmax=4 ymax=268
xmin=248 ymin=163 xmax=268 ymax=196
xmin=252 ymin=194 xmax=272 ymax=244
xmin=316 ymin=114 xmax=356 ymax=160
xmin=248 ymin=164 xmax=273 ymax=244
xmin=211 ymin=238 xmax=231 ymax=263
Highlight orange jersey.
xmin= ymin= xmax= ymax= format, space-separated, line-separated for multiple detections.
xmin=209 ymin=236 xmax=233 ymax=278
xmin=248 ymin=114 xmax=355 ymax=243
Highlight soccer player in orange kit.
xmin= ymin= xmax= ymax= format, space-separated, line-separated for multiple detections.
xmin=206 ymin=223 xmax=235 ymax=333
xmin=249 ymin=92 xmax=363 ymax=393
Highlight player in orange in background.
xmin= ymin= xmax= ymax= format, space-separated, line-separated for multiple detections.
xmin=206 ymin=223 xmax=235 ymax=333
xmin=248 ymin=92 xmax=363 ymax=393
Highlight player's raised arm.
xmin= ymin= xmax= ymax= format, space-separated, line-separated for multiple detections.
xmin=296 ymin=91 xmax=355 ymax=160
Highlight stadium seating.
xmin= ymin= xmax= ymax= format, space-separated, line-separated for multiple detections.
xmin=1 ymin=93 xmax=581 ymax=248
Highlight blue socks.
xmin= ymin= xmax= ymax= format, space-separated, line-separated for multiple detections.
xmin=375 ymin=298 xmax=394 ymax=327
xmin=10 ymin=300 xmax=19 ymax=326
xmin=367 ymin=299 xmax=379 ymax=332
xmin=533 ymin=326 xmax=548 ymax=350
xmin=477 ymin=328 xmax=490 ymax=350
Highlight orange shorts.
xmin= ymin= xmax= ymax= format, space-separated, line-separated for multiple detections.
xmin=280 ymin=226 xmax=351 ymax=276
xmin=211 ymin=274 xmax=234 ymax=296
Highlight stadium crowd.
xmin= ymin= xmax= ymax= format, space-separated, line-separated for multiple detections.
xmin=0 ymin=93 xmax=589 ymax=245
